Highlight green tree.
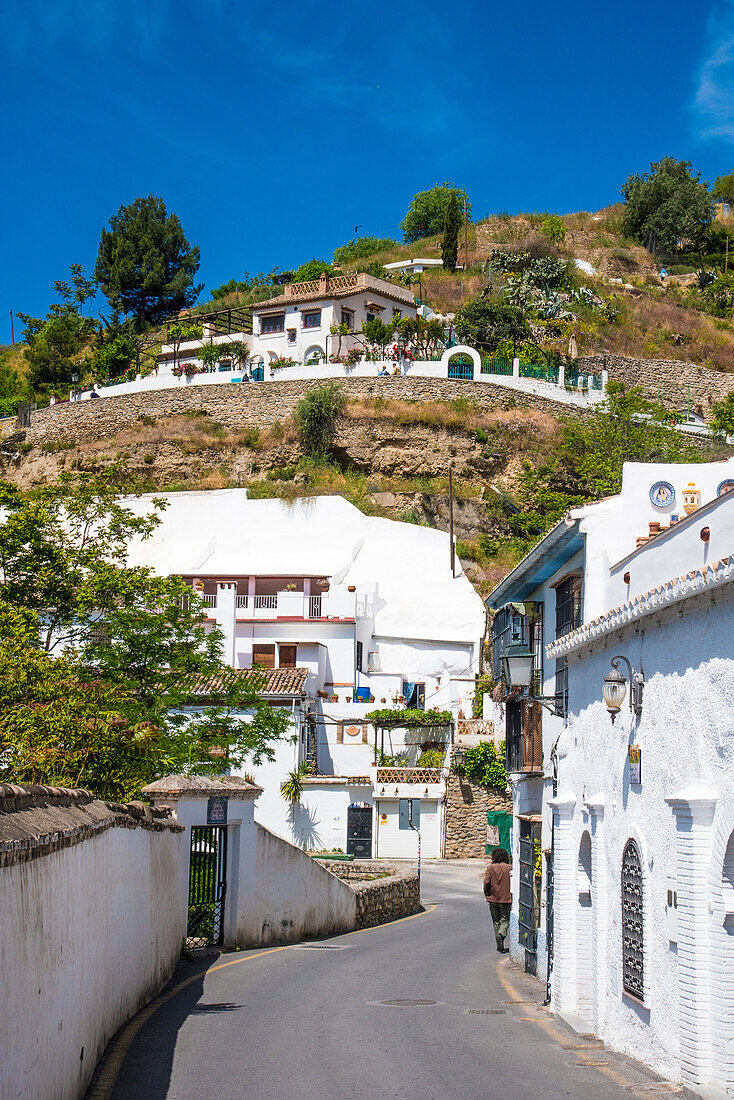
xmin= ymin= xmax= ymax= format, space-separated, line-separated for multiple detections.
xmin=511 ymin=383 xmax=699 ymax=543
xmin=19 ymin=265 xmax=98 ymax=391
xmin=539 ymin=214 xmax=567 ymax=246
xmin=95 ymin=196 xmax=202 ymax=329
xmin=454 ymin=297 xmax=531 ymax=352
xmin=294 ymin=382 xmax=346 ymax=457
xmin=621 ymin=158 xmax=713 ymax=254
xmin=709 ymin=391 xmax=734 ymax=437
xmin=361 ymin=317 xmax=396 ymax=357
xmin=441 ymin=191 xmax=461 ymax=272
xmin=292 ymin=259 xmax=339 ymax=283
xmin=401 ymin=183 xmax=471 ymax=243
xmin=0 ymin=480 xmax=290 ymax=798
xmin=91 ymin=333 xmax=137 ymax=384
xmin=333 ymin=237 xmax=396 ymax=264
xmin=0 ymin=351 xmax=30 ymax=417
xmin=700 ymin=273 xmax=734 ymax=317
xmin=712 ymin=172 xmax=734 ymax=204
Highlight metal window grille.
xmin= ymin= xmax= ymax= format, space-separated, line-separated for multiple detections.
xmin=308 ymin=595 xmax=322 ymax=618
xmin=622 ymin=839 xmax=644 ymax=1000
xmin=492 ymin=604 xmax=527 ymax=681
xmin=554 ymin=656 xmax=569 ymax=718
xmin=555 ymin=577 xmax=582 ymax=638
xmin=356 ymin=640 xmax=363 ymax=673
xmin=505 ymin=699 xmax=523 ymax=772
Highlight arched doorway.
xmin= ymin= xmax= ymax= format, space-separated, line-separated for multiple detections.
xmin=576 ymin=830 xmax=594 ymax=1025
xmin=442 ymin=344 xmax=480 ymax=381
xmin=304 ymin=345 xmax=324 ymax=367
xmin=250 ymin=356 xmax=265 ymax=382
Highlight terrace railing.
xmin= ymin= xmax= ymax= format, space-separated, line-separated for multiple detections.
xmin=376 ymin=767 xmax=444 ymax=784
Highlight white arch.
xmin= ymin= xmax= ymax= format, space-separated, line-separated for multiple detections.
xmin=441 ymin=344 xmax=481 ymax=376
xmin=304 ymin=345 xmax=325 ymax=365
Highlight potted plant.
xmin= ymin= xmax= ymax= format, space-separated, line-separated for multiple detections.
xmin=368 ymin=695 xmax=375 ymax=703
xmin=331 ymin=693 xmax=338 ymax=702
xmin=285 ymin=583 xmax=297 ymax=591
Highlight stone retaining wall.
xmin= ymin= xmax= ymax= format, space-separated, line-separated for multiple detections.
xmin=24 ymin=377 xmax=579 ymax=448
xmin=315 ymin=858 xmax=421 ymax=928
xmin=444 ymin=771 xmax=512 ymax=859
xmin=577 ymin=353 xmax=734 ymax=415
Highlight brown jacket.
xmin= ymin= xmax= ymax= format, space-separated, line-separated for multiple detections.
xmin=483 ymin=862 xmax=512 ymax=905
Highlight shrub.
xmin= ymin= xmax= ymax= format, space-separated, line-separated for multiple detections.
xmin=294 ymin=382 xmax=346 ymax=458
xmin=454 ymin=740 xmax=508 ymax=792
xmin=611 ymin=247 xmax=635 ymax=263
xmin=333 ymin=236 xmax=396 ymax=264
xmin=417 ymin=749 xmax=444 ymax=768
xmin=241 ymin=426 xmax=261 ymax=448
xmin=539 ymin=214 xmax=566 ymax=245
xmin=475 ymin=427 xmax=488 ymax=443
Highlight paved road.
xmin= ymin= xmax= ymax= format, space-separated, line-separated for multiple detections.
xmin=95 ymin=864 xmax=672 ymax=1100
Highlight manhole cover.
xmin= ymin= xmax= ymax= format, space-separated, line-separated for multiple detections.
xmin=379 ymin=999 xmax=438 ymax=1007
xmin=296 ymin=945 xmax=343 ymax=950
xmin=466 ymin=1009 xmax=506 ymax=1015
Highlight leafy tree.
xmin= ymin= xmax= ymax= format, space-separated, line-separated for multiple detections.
xmin=401 ymin=183 xmax=471 ymax=243
xmin=91 ymin=333 xmax=137 ymax=384
xmin=95 ymin=196 xmax=202 ymax=329
xmin=709 ymin=391 xmax=734 ymax=437
xmin=333 ymin=237 xmax=396 ymax=265
xmin=19 ymin=265 xmax=98 ymax=390
xmin=0 ymin=351 xmax=30 ymax=417
xmin=511 ymin=383 xmax=699 ymax=543
xmin=361 ymin=317 xmax=396 ymax=357
xmin=621 ymin=158 xmax=713 ymax=253
xmin=539 ymin=214 xmax=567 ymax=246
xmin=441 ymin=190 xmax=461 ymax=273
xmin=454 ymin=297 xmax=530 ymax=352
xmin=294 ymin=382 xmax=346 ymax=457
xmin=292 ymin=259 xmax=339 ymax=283
xmin=699 ymin=273 xmax=734 ymax=317
xmin=0 ymin=478 xmax=290 ymax=798
xmin=712 ymin=172 xmax=734 ymax=204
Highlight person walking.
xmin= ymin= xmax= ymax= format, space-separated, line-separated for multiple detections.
xmin=483 ymin=847 xmax=512 ymax=953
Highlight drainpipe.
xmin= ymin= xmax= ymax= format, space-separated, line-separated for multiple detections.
xmin=544 ymin=733 xmax=562 ymax=1006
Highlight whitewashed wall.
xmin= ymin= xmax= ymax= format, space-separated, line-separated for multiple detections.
xmin=552 ymin=587 xmax=734 ymax=1090
xmin=0 ymin=798 xmax=184 ymax=1100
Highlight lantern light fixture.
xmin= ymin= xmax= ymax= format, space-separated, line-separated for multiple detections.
xmin=602 ymin=655 xmax=644 ymax=724
xmin=502 ymin=643 xmax=535 ymax=689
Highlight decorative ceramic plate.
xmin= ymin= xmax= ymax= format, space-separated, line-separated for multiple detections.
xmin=649 ymin=481 xmax=675 ymax=508
xmin=717 ymin=479 xmax=734 ymax=497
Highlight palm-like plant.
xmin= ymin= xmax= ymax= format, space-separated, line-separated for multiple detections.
xmin=280 ymin=762 xmax=311 ymax=805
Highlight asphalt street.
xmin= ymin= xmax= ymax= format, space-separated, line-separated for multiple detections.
xmin=93 ymin=864 xmax=675 ymax=1100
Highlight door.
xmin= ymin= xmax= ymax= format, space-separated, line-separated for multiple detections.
xmin=251 ymin=364 xmax=265 ymax=381
xmin=187 ymin=826 xmax=227 ymax=947
xmin=518 ymin=819 xmax=540 ymax=975
xmin=347 ymin=804 xmax=372 ymax=857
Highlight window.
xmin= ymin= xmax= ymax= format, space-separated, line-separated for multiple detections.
xmin=287 ymin=329 xmax=296 ymax=344
xmin=505 ymin=699 xmax=542 ymax=772
xmin=252 ymin=644 xmax=275 ymax=669
xmin=341 ymin=309 xmax=354 ymax=330
xmin=399 ymin=799 xmax=420 ymax=830
xmin=554 ymin=656 xmax=569 ymax=717
xmin=260 ymin=313 xmax=285 ymax=334
xmin=366 ymin=312 xmax=375 ymax=322
xmin=279 ymin=644 xmax=297 ymax=668
xmin=303 ymin=310 xmax=321 ymax=329
xmin=402 ymin=682 xmax=425 ymax=709
xmin=356 ymin=640 xmax=363 ymax=673
xmin=555 ymin=576 xmax=582 ymax=638
xmin=621 ymin=839 xmax=644 ymax=1000
xmin=218 ymin=360 xmax=232 ymax=372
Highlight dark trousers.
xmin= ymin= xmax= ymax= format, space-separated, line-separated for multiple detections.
xmin=489 ymin=901 xmax=511 ymax=947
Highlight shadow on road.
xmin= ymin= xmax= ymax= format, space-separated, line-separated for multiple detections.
xmin=85 ymin=954 xmax=216 ymax=1100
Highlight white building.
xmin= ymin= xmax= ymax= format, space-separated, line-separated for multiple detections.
xmin=125 ymin=492 xmax=485 ymax=859
xmin=383 ymin=258 xmax=444 ymax=275
xmin=487 ymin=458 xmax=734 ymax=983
xmin=488 ymin=459 xmax=734 ymax=1094
xmin=155 ymin=272 xmax=416 ymax=381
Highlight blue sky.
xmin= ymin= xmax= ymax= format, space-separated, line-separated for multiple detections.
xmin=2 ymin=0 xmax=734 ymax=335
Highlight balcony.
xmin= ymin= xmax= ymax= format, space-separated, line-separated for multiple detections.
xmin=238 ymin=592 xmax=354 ymax=620
xmin=375 ymin=767 xmax=444 ymax=784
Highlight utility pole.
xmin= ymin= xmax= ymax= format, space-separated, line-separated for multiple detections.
xmin=9 ymin=309 xmax=14 ymax=345
xmin=726 ymin=235 xmax=729 ymax=274
xmin=448 ymin=461 xmax=455 ymax=578
xmin=464 ymin=197 xmax=469 ymax=272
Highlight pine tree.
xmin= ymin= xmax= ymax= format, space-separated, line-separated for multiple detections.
xmin=441 ymin=191 xmax=461 ymax=273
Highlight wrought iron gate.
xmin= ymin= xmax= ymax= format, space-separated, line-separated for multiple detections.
xmin=447 ymin=354 xmax=474 ymax=381
xmin=187 ymin=826 xmax=227 ymax=948
xmin=347 ymin=804 xmax=372 ymax=858
xmin=621 ymin=839 xmax=644 ymax=999
xmin=518 ymin=818 xmax=539 ymax=975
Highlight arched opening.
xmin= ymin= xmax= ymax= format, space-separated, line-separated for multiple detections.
xmin=621 ymin=839 xmax=644 ymax=1001
xmin=304 ymin=345 xmax=324 ymax=367
xmin=448 ymin=352 xmax=474 ymax=381
xmin=576 ymin=830 xmax=593 ymax=1023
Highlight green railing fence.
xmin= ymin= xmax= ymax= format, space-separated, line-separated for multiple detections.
xmin=518 ymin=360 xmax=560 ymax=384
xmin=480 ymin=356 xmax=513 ymax=376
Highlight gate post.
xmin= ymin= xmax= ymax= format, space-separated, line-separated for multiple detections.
xmin=143 ymin=774 xmax=263 ymax=948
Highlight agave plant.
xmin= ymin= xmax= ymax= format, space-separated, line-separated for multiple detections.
xmin=280 ymin=762 xmax=311 ymax=805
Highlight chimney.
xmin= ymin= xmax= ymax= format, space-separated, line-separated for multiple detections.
xmin=319 ymin=272 xmax=329 ymax=293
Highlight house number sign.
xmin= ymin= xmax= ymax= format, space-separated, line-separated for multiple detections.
xmin=628 ymin=745 xmax=642 ymax=785
xmin=207 ymin=796 xmax=228 ymax=824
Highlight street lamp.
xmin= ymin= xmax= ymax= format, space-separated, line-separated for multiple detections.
xmin=602 ymin=655 xmax=644 ymax=724
xmin=502 ymin=643 xmax=535 ymax=689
